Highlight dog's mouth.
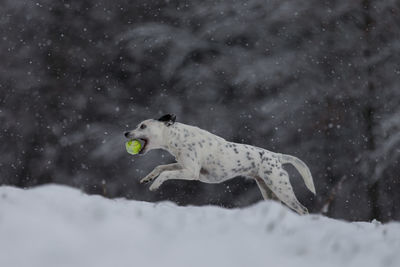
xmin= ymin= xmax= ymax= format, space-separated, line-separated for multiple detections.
xmin=137 ymin=138 xmax=148 ymax=154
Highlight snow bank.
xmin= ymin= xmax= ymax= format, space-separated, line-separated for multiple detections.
xmin=0 ymin=185 xmax=399 ymax=267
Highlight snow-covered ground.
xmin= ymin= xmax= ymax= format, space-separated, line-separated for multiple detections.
xmin=0 ymin=185 xmax=399 ymax=267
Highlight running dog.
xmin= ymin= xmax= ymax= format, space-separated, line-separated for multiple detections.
xmin=124 ymin=114 xmax=316 ymax=214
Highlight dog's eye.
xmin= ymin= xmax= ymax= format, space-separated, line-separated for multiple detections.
xmin=140 ymin=124 xmax=147 ymax=130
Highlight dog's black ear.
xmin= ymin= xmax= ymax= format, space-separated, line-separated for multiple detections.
xmin=157 ymin=114 xmax=176 ymax=126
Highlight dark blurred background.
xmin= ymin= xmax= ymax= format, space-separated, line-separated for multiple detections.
xmin=1 ymin=0 xmax=399 ymax=222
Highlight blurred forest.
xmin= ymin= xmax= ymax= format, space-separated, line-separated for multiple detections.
xmin=1 ymin=0 xmax=399 ymax=222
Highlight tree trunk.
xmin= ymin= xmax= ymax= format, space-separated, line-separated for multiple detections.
xmin=362 ymin=0 xmax=380 ymax=221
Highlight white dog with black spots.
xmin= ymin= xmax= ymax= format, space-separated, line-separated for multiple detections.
xmin=124 ymin=114 xmax=316 ymax=214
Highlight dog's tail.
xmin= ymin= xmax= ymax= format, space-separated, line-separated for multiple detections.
xmin=279 ymin=154 xmax=316 ymax=195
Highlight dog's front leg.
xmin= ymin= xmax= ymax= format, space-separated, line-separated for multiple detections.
xmin=149 ymin=169 xmax=199 ymax=191
xmin=140 ymin=163 xmax=182 ymax=184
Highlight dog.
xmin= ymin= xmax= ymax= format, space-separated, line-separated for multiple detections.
xmin=124 ymin=114 xmax=316 ymax=214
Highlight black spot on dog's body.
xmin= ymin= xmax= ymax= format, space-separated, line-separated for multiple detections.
xmin=200 ymin=168 xmax=209 ymax=175
xmin=246 ymin=151 xmax=253 ymax=161
xmin=242 ymin=167 xmax=251 ymax=172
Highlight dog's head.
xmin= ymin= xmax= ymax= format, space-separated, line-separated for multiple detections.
xmin=124 ymin=114 xmax=176 ymax=155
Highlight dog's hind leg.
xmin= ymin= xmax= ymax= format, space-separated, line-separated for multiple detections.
xmin=254 ymin=176 xmax=278 ymax=200
xmin=259 ymin=169 xmax=308 ymax=215
xmin=140 ymin=163 xmax=181 ymax=184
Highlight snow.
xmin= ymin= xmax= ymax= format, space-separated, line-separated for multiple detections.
xmin=0 ymin=185 xmax=399 ymax=267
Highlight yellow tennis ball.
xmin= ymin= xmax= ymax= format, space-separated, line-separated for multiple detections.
xmin=125 ymin=139 xmax=142 ymax=155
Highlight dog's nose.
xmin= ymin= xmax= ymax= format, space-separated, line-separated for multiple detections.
xmin=124 ymin=131 xmax=130 ymax=138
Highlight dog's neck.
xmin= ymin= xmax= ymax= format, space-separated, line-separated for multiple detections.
xmin=161 ymin=123 xmax=182 ymax=157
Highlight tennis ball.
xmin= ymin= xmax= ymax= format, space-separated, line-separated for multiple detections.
xmin=125 ymin=139 xmax=142 ymax=155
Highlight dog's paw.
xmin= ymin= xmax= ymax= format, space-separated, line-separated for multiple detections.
xmin=149 ymin=178 xmax=164 ymax=191
xmin=140 ymin=176 xmax=154 ymax=184
xmin=149 ymin=182 xmax=160 ymax=191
